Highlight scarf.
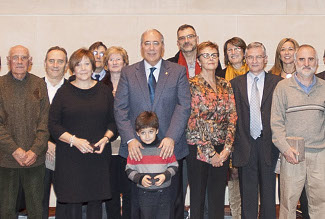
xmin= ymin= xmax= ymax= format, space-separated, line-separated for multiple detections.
xmin=225 ymin=63 xmax=249 ymax=81
xmin=178 ymin=51 xmax=201 ymax=78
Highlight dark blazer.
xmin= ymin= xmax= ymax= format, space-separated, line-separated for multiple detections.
xmin=114 ymin=59 xmax=191 ymax=160
xmin=316 ymin=70 xmax=325 ymax=80
xmin=230 ymin=72 xmax=282 ymax=167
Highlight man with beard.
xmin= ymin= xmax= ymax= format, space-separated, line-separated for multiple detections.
xmin=168 ymin=24 xmax=222 ymax=78
xmin=271 ymin=45 xmax=325 ymax=219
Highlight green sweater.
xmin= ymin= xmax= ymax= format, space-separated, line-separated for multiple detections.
xmin=271 ymin=76 xmax=325 ymax=154
xmin=0 ymin=72 xmax=49 ymax=168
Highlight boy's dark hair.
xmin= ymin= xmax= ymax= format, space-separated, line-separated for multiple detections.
xmin=135 ymin=111 xmax=159 ymax=132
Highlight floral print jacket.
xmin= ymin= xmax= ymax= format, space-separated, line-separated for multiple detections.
xmin=186 ymin=74 xmax=237 ymax=164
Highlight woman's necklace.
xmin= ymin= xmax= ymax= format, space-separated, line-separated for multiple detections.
xmin=282 ymin=66 xmax=296 ymax=78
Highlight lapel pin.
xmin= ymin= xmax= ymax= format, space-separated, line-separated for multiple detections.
xmin=165 ymin=72 xmax=168 ymax=75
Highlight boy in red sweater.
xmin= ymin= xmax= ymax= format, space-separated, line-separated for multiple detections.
xmin=126 ymin=111 xmax=178 ymax=219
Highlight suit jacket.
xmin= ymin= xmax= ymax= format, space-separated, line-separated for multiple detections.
xmin=114 ymin=59 xmax=191 ymax=160
xmin=230 ymin=72 xmax=282 ymax=167
xmin=316 ymin=70 xmax=325 ymax=80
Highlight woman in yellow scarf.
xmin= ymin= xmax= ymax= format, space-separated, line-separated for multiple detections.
xmin=217 ymin=37 xmax=248 ymax=81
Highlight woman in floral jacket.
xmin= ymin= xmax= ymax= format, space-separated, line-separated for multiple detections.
xmin=186 ymin=41 xmax=237 ymax=219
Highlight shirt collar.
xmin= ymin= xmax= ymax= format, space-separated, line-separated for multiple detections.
xmin=248 ymin=71 xmax=265 ymax=81
xmin=144 ymin=59 xmax=162 ymax=71
xmin=294 ymin=73 xmax=316 ymax=93
xmin=92 ymin=68 xmax=106 ymax=80
xmin=45 ymin=75 xmax=65 ymax=88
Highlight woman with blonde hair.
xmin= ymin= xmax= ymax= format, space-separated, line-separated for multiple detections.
xmin=269 ymin=38 xmax=299 ymax=78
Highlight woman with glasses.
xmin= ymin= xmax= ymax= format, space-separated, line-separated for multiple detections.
xmin=186 ymin=41 xmax=237 ymax=219
xmin=218 ymin=36 xmax=248 ymax=219
xmin=217 ymin=37 xmax=248 ymax=80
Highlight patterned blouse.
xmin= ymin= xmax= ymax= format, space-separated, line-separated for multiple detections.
xmin=186 ymin=74 xmax=237 ymax=164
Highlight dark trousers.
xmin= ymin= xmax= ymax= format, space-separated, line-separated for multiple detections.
xmin=42 ymin=168 xmax=53 ymax=219
xmin=0 ymin=165 xmax=45 ymax=219
xmin=56 ymin=201 xmax=102 ymax=219
xmin=137 ymin=187 xmax=172 ymax=219
xmin=238 ymin=137 xmax=276 ymax=219
xmin=187 ymin=144 xmax=229 ymax=219
xmin=106 ymin=155 xmax=131 ymax=219
xmin=170 ymin=158 xmax=184 ymax=219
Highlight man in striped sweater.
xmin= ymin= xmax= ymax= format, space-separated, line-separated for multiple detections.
xmin=126 ymin=111 xmax=178 ymax=219
xmin=271 ymin=44 xmax=325 ymax=219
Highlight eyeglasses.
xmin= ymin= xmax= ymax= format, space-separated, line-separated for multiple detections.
xmin=198 ymin=53 xmax=219 ymax=59
xmin=227 ymin=47 xmax=242 ymax=53
xmin=178 ymin=34 xmax=196 ymax=42
xmin=245 ymin=55 xmax=265 ymax=61
xmin=143 ymin=41 xmax=161 ymax=46
xmin=93 ymin=51 xmax=104 ymax=57
xmin=10 ymin=55 xmax=29 ymax=62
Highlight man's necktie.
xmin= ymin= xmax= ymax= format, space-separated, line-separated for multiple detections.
xmin=148 ymin=67 xmax=156 ymax=105
xmin=94 ymin=74 xmax=100 ymax=81
xmin=250 ymin=76 xmax=262 ymax=139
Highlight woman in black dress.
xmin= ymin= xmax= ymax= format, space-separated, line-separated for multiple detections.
xmin=49 ymin=48 xmax=116 ymax=219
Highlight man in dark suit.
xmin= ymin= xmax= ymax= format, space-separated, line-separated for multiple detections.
xmin=42 ymin=46 xmax=68 ymax=219
xmin=230 ymin=42 xmax=282 ymax=219
xmin=114 ymin=29 xmax=191 ymax=219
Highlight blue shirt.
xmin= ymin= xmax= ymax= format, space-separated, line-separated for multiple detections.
xmin=294 ymin=73 xmax=316 ymax=94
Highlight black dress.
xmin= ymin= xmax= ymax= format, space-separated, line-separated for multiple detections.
xmin=49 ymin=81 xmax=116 ymax=203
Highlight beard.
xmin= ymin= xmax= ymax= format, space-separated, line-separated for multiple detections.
xmin=181 ymin=42 xmax=197 ymax=53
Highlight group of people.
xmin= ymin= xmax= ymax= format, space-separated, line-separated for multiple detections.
xmin=0 ymin=23 xmax=324 ymax=219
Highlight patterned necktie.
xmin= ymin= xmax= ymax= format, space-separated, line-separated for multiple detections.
xmin=250 ymin=76 xmax=262 ymax=139
xmin=94 ymin=74 xmax=100 ymax=81
xmin=148 ymin=67 xmax=156 ymax=105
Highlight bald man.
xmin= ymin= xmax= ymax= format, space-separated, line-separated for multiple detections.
xmin=0 ymin=45 xmax=50 ymax=219
xmin=272 ymin=45 xmax=325 ymax=219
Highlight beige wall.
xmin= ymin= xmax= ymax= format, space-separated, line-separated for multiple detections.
xmin=1 ymin=0 xmax=322 ymax=207
xmin=1 ymin=0 xmax=325 ymax=77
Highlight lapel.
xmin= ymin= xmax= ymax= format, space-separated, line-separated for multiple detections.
xmin=135 ymin=60 xmax=152 ymax=109
xmin=152 ymin=60 xmax=169 ymax=109
xmin=261 ymin=72 xmax=273 ymax=107
xmin=239 ymin=73 xmax=249 ymax=108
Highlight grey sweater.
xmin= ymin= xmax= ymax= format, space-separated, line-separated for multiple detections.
xmin=271 ymin=75 xmax=325 ymax=154
xmin=0 ymin=72 xmax=50 ymax=168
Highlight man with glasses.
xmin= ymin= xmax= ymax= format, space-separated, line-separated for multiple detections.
xmin=230 ymin=42 xmax=282 ymax=219
xmin=0 ymin=45 xmax=50 ymax=218
xmin=168 ymin=24 xmax=222 ymax=79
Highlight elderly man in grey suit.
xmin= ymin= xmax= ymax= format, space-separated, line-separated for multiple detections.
xmin=114 ymin=29 xmax=191 ymax=219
